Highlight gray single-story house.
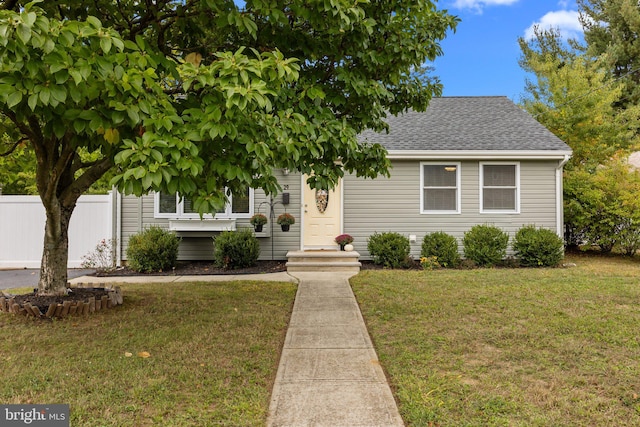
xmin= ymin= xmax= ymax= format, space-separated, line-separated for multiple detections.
xmin=113 ymin=96 xmax=572 ymax=266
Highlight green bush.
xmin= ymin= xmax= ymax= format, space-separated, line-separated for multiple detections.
xmin=367 ymin=232 xmax=411 ymax=268
xmin=421 ymin=231 xmax=460 ymax=268
xmin=126 ymin=226 xmax=180 ymax=273
xmin=513 ymin=225 xmax=564 ymax=267
xmin=214 ymin=229 xmax=261 ymax=269
xmin=617 ymin=219 xmax=640 ymax=256
xmin=564 ymin=160 xmax=640 ymax=253
xmin=462 ymin=225 xmax=509 ymax=267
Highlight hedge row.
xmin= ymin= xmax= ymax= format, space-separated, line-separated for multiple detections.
xmin=125 ymin=224 xmax=564 ymax=272
xmin=368 ymin=224 xmax=564 ymax=269
xmin=126 ymin=227 xmax=260 ymax=272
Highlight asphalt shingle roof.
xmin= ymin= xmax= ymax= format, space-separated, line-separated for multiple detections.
xmin=358 ymin=96 xmax=571 ymax=152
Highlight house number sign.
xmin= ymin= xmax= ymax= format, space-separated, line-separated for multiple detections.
xmin=316 ymin=189 xmax=329 ymax=213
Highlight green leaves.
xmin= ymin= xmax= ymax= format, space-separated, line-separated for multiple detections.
xmin=1 ymin=0 xmax=456 ymax=218
xmin=227 ymin=11 xmax=258 ymax=39
xmin=7 ymin=91 xmax=22 ymax=108
xmin=16 ymin=23 xmax=31 ymax=44
xmin=22 ymin=11 xmax=37 ymax=27
xmin=85 ymin=16 xmax=102 ymax=29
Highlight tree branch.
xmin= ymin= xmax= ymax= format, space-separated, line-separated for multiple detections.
xmin=62 ymin=155 xmax=114 ymax=206
xmin=3 ymin=109 xmax=39 ymax=143
xmin=0 ymin=137 xmax=27 ymax=156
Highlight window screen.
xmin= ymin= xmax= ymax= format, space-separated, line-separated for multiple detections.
xmin=423 ymin=164 xmax=458 ymax=212
xmin=231 ymin=187 xmax=250 ymax=213
xmin=158 ymin=192 xmax=177 ymax=214
xmin=482 ymin=164 xmax=517 ymax=211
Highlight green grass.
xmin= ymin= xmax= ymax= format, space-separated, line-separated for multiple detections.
xmin=351 ymin=253 xmax=640 ymax=426
xmin=0 ymin=280 xmax=296 ymax=426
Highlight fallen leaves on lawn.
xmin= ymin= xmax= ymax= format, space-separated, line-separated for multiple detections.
xmin=124 ymin=351 xmax=151 ymax=358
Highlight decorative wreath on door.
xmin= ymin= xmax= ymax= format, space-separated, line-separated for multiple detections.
xmin=315 ymin=189 xmax=329 ymax=213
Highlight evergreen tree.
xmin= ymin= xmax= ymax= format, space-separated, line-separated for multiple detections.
xmin=579 ymin=0 xmax=640 ymax=108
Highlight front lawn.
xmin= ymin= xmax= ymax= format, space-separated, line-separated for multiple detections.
xmin=351 ymin=253 xmax=640 ymax=426
xmin=0 ymin=280 xmax=296 ymax=426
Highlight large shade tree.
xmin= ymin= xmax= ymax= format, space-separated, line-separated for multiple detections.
xmin=0 ymin=0 xmax=458 ymax=295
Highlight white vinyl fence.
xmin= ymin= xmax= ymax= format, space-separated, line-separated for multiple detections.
xmin=0 ymin=194 xmax=113 ymax=268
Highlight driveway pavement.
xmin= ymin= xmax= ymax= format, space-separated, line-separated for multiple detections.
xmin=0 ymin=269 xmax=95 ymax=290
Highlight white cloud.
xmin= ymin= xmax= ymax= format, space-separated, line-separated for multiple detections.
xmin=452 ymin=0 xmax=519 ymax=11
xmin=524 ymin=10 xmax=583 ymax=40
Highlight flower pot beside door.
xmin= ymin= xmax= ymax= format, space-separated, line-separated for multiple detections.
xmin=277 ymin=213 xmax=295 ymax=232
xmin=334 ymin=234 xmax=354 ymax=251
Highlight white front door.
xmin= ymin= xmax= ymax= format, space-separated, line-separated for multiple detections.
xmin=302 ymin=176 xmax=342 ymax=249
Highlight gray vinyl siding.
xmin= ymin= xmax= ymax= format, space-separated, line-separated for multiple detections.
xmin=119 ymin=160 xmax=562 ymax=262
xmin=344 ymin=159 xmax=561 ymax=259
xmin=254 ymin=171 xmax=302 ymax=260
xmin=120 ymin=169 xmax=300 ymax=262
xmin=120 ymin=193 xmax=172 ymax=260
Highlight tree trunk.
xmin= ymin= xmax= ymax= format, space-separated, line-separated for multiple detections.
xmin=38 ymin=201 xmax=74 ymax=296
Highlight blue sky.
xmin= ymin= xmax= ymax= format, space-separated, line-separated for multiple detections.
xmin=433 ymin=0 xmax=583 ymax=101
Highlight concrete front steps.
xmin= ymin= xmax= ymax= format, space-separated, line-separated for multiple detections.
xmin=285 ymin=250 xmax=361 ymax=273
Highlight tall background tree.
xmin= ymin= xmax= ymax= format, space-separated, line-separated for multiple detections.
xmin=519 ymin=27 xmax=640 ymax=170
xmin=0 ymin=0 xmax=458 ymax=294
xmin=519 ymin=24 xmax=640 ymax=252
xmin=578 ymin=0 xmax=640 ymax=108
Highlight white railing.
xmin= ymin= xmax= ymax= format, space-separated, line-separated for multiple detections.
xmin=0 ymin=194 xmax=113 ymax=268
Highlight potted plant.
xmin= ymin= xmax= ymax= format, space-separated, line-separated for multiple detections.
xmin=335 ymin=233 xmax=354 ymax=251
xmin=277 ymin=213 xmax=295 ymax=232
xmin=249 ymin=213 xmax=268 ymax=232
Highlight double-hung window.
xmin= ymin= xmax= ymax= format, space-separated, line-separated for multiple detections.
xmin=154 ymin=187 xmax=253 ymax=219
xmin=421 ymin=162 xmax=461 ymax=214
xmin=480 ymin=162 xmax=519 ymax=213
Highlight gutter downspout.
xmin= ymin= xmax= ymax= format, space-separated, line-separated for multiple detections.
xmin=116 ymin=190 xmax=122 ymax=267
xmin=556 ymin=154 xmax=571 ymax=238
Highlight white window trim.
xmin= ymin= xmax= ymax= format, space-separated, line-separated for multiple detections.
xmin=480 ymin=161 xmax=520 ymax=214
xmin=420 ymin=161 xmax=461 ymax=214
xmin=153 ymin=189 xmax=254 ymax=219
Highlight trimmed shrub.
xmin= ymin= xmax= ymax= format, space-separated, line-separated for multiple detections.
xmin=127 ymin=226 xmax=180 ymax=273
xmin=214 ymin=229 xmax=261 ymax=269
xmin=514 ymin=225 xmax=564 ymax=267
xmin=421 ymin=231 xmax=460 ymax=268
xmin=367 ymin=232 xmax=411 ymax=268
xmin=617 ymin=218 xmax=640 ymax=256
xmin=463 ymin=225 xmax=509 ymax=267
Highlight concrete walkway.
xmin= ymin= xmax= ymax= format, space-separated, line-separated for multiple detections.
xmin=64 ymin=270 xmax=403 ymax=426
xmin=267 ymin=272 xmax=403 ymax=427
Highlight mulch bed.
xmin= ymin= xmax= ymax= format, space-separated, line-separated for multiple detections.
xmin=8 ymin=287 xmax=111 ymax=315
xmin=96 ymin=260 xmax=288 ymax=277
xmin=94 ymin=259 xmax=421 ymax=277
xmin=2 ymin=284 xmax=123 ymax=319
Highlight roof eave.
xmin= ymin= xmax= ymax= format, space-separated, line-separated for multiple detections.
xmin=386 ymin=150 xmax=573 ymax=160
